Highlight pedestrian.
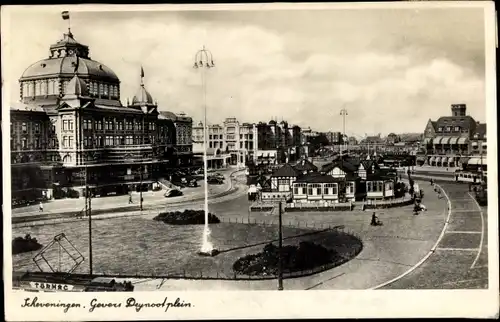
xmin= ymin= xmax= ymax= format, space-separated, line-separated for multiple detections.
xmin=129 ymin=194 xmax=133 ymax=204
xmin=39 ymin=201 xmax=43 ymax=212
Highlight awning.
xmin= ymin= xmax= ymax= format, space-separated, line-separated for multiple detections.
xmin=482 ymin=142 xmax=487 ymax=147
xmin=468 ymin=157 xmax=486 ymax=166
xmin=441 ymin=137 xmax=451 ymax=145
xmin=423 ymin=138 xmax=432 ymax=144
xmin=449 ymin=137 xmax=459 ymax=145
xmin=416 ymin=156 xmax=426 ymax=161
xmin=459 ymin=157 xmax=470 ymax=164
xmin=433 ymin=136 xmax=444 ymax=144
xmin=471 ymin=142 xmax=478 ymax=146
xmin=435 ymin=156 xmax=442 ymax=163
xmin=429 ymin=156 xmax=436 ymax=163
xmin=448 ymin=157 xmax=455 ymax=163
xmin=457 ymin=137 xmax=468 ymax=144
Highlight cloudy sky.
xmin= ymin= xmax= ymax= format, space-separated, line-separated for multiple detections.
xmin=4 ymin=5 xmax=487 ymax=137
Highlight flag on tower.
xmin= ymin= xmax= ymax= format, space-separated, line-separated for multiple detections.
xmin=62 ymin=11 xmax=70 ymax=20
xmin=140 ymin=66 xmax=145 ymax=78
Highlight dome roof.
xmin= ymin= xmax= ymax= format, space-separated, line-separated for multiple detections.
xmin=20 ymin=56 xmax=119 ymax=82
xmin=65 ymin=74 xmax=89 ymax=97
xmin=132 ymin=85 xmax=154 ymax=105
xmin=159 ymin=111 xmax=177 ymax=120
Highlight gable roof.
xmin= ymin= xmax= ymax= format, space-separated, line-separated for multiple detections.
xmin=320 ymin=159 xmax=358 ymax=174
xmin=271 ymin=163 xmax=300 ymax=177
xmin=294 ymin=172 xmax=346 ymax=183
xmin=474 ymin=123 xmax=486 ymax=138
xmin=293 ymin=159 xmax=318 ymax=172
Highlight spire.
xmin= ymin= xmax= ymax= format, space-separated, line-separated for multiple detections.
xmin=140 ymin=66 xmax=145 ymax=86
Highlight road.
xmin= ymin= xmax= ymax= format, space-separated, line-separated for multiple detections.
xmin=381 ymin=181 xmax=488 ymax=289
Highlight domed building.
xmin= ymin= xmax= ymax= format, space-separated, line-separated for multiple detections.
xmin=10 ymin=25 xmax=193 ymax=203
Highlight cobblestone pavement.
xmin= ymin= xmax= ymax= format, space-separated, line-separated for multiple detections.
xmin=123 ymin=179 xmax=449 ymax=290
xmin=381 ymin=181 xmax=488 ymax=289
xmin=13 ymin=176 xmax=486 ymax=290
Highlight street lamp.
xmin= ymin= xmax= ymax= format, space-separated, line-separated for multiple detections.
xmin=277 ymin=200 xmax=284 ymax=291
xmin=194 ymin=46 xmax=216 ymax=255
xmin=340 ymin=108 xmax=348 ymax=154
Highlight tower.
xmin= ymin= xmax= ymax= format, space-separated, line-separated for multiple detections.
xmin=451 ymin=104 xmax=467 ymax=117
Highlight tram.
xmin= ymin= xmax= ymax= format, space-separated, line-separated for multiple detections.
xmin=454 ymin=170 xmax=486 ymax=184
xmin=13 ymin=272 xmax=134 ymax=292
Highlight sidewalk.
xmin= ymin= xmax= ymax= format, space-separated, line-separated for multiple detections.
xmin=11 ymin=169 xmax=245 ymax=219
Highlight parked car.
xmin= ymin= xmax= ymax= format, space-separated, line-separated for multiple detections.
xmin=164 ymin=188 xmax=183 ymax=197
xmin=213 ymin=172 xmax=225 ymax=180
xmin=207 ymin=177 xmax=224 ymax=185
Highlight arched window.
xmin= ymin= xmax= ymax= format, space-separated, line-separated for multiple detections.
xmin=35 ymin=82 xmax=41 ymax=96
xmin=27 ymin=82 xmax=33 ymax=96
xmin=53 ymin=80 xmax=60 ymax=95
xmin=103 ymin=84 xmax=109 ymax=97
xmin=63 ymin=155 xmax=72 ymax=163
xmin=47 ymin=80 xmax=54 ymax=95
xmin=22 ymin=83 xmax=29 ymax=97
xmin=41 ymin=81 xmax=48 ymax=95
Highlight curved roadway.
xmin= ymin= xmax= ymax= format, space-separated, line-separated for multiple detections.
xmin=12 ymin=170 xmax=488 ymax=290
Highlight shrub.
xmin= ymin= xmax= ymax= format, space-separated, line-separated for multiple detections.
xmin=12 ymin=235 xmax=43 ymax=255
xmin=233 ymin=241 xmax=339 ymax=276
xmin=67 ymin=188 xmax=80 ymax=199
xmin=153 ymin=209 xmax=220 ymax=225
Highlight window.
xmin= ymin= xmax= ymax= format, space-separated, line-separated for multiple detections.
xmin=34 ymin=123 xmax=40 ymax=133
xmin=277 ymin=179 xmax=290 ymax=192
xmin=446 ymin=126 xmax=451 ymax=132
xmin=454 ymin=126 xmax=460 ymax=132
xmin=62 ymin=120 xmax=68 ymax=131
xmin=68 ymin=120 xmax=74 ymax=131
xmin=99 ymin=83 xmax=104 ymax=96
xmin=307 ymin=183 xmax=322 ymax=196
xmin=35 ymin=138 xmax=40 ymax=149
xmin=63 ymin=136 xmax=69 ymax=148
xmin=437 ymin=127 xmax=443 ymax=132
xmin=22 ymin=122 xmax=27 ymax=133
xmin=117 ymin=121 xmax=123 ymax=130
xmin=22 ymin=138 xmax=27 ymax=149
xmin=103 ymin=84 xmax=109 ymax=97
xmin=324 ymin=183 xmax=338 ymax=195
xmin=346 ymin=182 xmax=355 ymax=194
xmin=68 ymin=137 xmax=73 ymax=148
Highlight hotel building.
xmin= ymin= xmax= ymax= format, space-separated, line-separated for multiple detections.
xmin=420 ymin=104 xmax=486 ymax=169
xmin=10 ymin=26 xmax=192 ymax=202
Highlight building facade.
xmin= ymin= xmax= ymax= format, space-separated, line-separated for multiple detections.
xmin=193 ymin=118 xmax=301 ymax=169
xmin=10 ymin=28 xmax=192 ymax=202
xmin=420 ymin=104 xmax=486 ymax=168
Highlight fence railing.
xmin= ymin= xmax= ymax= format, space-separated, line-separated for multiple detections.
xmin=249 ymin=195 xmax=413 ymax=212
xmin=13 ymin=224 xmax=363 ymax=282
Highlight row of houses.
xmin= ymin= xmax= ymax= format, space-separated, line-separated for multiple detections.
xmin=256 ymin=156 xmax=402 ymax=205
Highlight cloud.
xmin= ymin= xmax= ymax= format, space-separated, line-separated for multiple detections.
xmin=5 ymin=7 xmax=486 ymax=137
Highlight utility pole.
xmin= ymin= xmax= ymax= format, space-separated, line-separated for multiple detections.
xmin=86 ymin=165 xmax=93 ymax=276
xmin=278 ymin=201 xmax=284 ymax=291
xmin=140 ymin=165 xmax=143 ymax=211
